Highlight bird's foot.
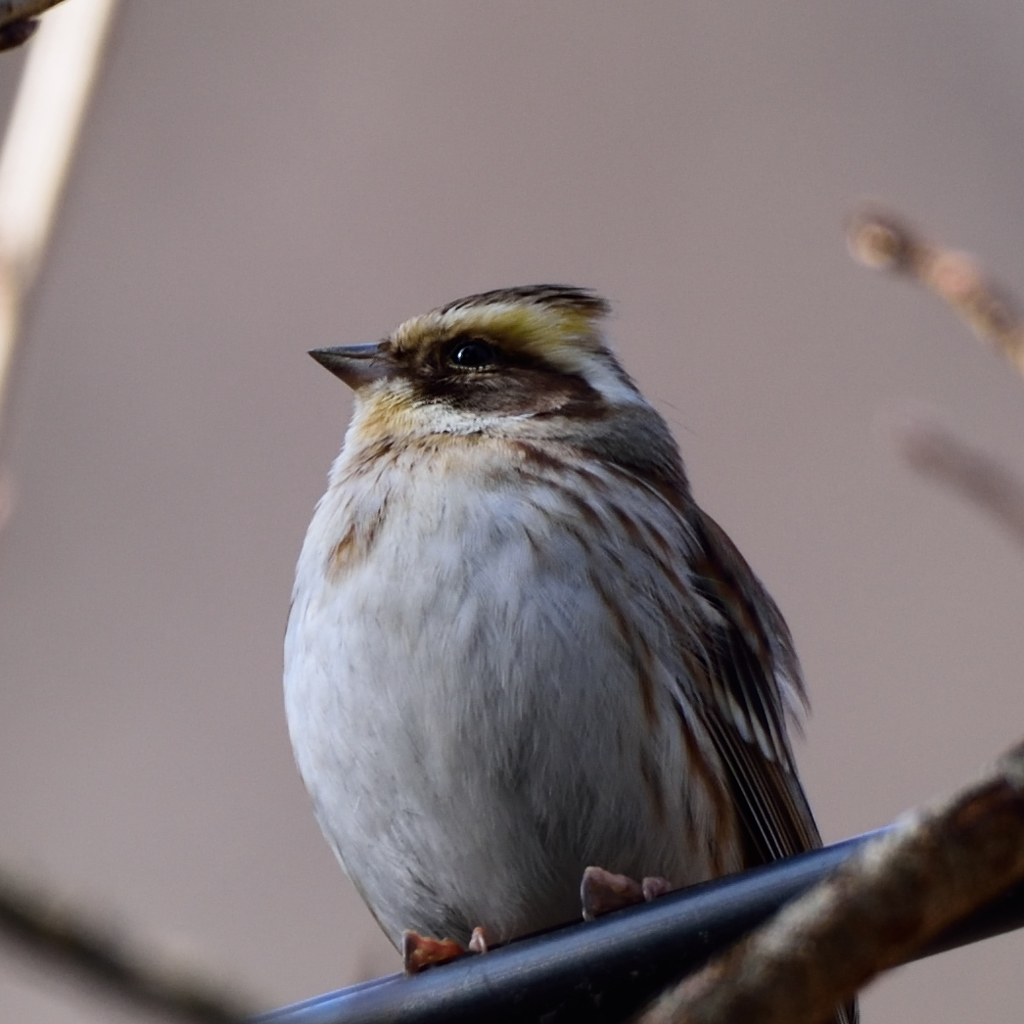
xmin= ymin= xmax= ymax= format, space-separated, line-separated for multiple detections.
xmin=402 ymin=931 xmax=463 ymax=973
xmin=580 ymin=866 xmax=672 ymax=921
xmin=467 ymin=926 xmax=488 ymax=954
xmin=402 ymin=926 xmax=489 ymax=973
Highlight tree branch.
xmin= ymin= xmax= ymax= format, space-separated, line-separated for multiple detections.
xmin=0 ymin=0 xmax=118 ymax=442
xmin=637 ymin=738 xmax=1024 ymax=1024
xmin=0 ymin=0 xmax=65 ymax=25
xmin=849 ymin=209 xmax=1024 ymax=544
xmin=0 ymin=3 xmax=260 ymax=1018
xmin=632 ymin=210 xmax=1024 ymax=1024
xmin=0 ymin=1 xmax=67 ymax=51
xmin=847 ymin=209 xmax=1024 ymax=380
xmin=894 ymin=419 xmax=1024 ymax=548
xmin=0 ymin=865 xmax=256 ymax=1022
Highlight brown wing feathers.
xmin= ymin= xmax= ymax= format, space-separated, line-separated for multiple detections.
xmin=687 ymin=511 xmax=821 ymax=867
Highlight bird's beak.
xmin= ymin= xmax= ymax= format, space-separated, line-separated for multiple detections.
xmin=309 ymin=344 xmax=389 ymax=389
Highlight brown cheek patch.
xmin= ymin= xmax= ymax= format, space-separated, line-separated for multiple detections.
xmin=416 ymin=365 xmax=605 ymax=418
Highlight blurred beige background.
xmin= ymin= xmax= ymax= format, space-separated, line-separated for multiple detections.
xmin=1 ymin=1 xmax=1023 ymax=1020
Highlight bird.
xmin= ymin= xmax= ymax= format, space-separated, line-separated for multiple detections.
xmin=284 ymin=285 xmax=854 ymax=1021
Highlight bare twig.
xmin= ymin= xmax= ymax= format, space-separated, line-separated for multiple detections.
xmin=0 ymin=0 xmax=66 ymax=25
xmin=636 ymin=738 xmax=1024 ymax=1024
xmin=0 ymin=2 xmax=260 ymax=1018
xmin=0 ymin=1 xmax=66 ymax=51
xmin=849 ymin=209 xmax=1024 ymax=542
xmin=0 ymin=866 xmax=256 ymax=1022
xmin=0 ymin=0 xmax=118 ymax=444
xmin=895 ymin=419 xmax=1024 ymax=547
xmin=848 ymin=209 xmax=1024 ymax=379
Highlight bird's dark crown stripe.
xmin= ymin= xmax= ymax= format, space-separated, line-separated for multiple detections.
xmin=438 ymin=284 xmax=611 ymax=318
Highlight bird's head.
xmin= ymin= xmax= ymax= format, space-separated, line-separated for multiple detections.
xmin=310 ymin=285 xmax=655 ymax=445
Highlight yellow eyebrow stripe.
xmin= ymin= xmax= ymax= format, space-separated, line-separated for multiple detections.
xmin=390 ymin=302 xmax=604 ymax=375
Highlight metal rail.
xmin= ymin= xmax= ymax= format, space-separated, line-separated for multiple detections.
xmin=252 ymin=828 xmax=1024 ymax=1024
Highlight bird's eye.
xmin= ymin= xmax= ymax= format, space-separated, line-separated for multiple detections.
xmin=448 ymin=339 xmax=498 ymax=369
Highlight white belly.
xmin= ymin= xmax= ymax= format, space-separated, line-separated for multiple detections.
xmin=284 ymin=452 xmax=725 ymax=946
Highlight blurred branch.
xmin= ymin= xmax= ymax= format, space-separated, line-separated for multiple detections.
xmin=848 ymin=208 xmax=1024 ymax=542
xmin=894 ymin=420 xmax=1024 ymax=548
xmin=0 ymin=1 xmax=260 ymax=1019
xmin=0 ymin=0 xmax=66 ymax=26
xmin=637 ymin=738 xmax=1024 ymax=1024
xmin=0 ymin=0 xmax=117 ymax=446
xmin=847 ymin=209 xmax=1024 ymax=379
xmin=0 ymin=865 xmax=256 ymax=1022
xmin=0 ymin=1 xmax=67 ymax=51
xmin=628 ymin=210 xmax=1024 ymax=1024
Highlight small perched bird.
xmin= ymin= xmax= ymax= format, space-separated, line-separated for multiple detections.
xmin=284 ymin=285 xmax=853 ymax=1021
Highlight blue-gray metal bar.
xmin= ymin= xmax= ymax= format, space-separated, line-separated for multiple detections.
xmin=252 ymin=828 xmax=1024 ymax=1024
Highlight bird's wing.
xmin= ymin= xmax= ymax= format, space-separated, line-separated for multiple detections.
xmin=687 ymin=511 xmax=857 ymax=1024
xmin=685 ymin=509 xmax=822 ymax=866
